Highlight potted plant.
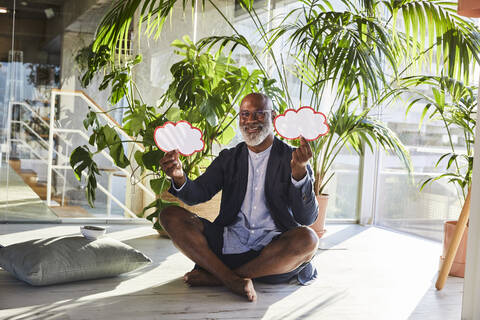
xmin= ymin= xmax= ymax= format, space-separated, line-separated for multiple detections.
xmin=71 ymin=36 xmax=284 ymax=231
xmin=396 ymin=75 xmax=476 ymax=278
xmin=203 ymin=0 xmax=414 ymax=236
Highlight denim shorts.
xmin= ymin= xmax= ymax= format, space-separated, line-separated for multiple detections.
xmin=197 ymin=217 xmax=317 ymax=285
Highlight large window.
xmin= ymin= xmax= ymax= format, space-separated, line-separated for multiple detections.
xmin=0 ymin=0 xmax=472 ymax=240
xmin=0 ymin=0 xmax=132 ymax=221
xmin=375 ymin=101 xmax=464 ymax=241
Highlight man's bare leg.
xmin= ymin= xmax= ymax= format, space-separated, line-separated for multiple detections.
xmin=159 ymin=205 xmax=256 ymax=301
xmin=185 ymin=227 xmax=318 ymax=285
xmin=235 ymin=226 xmax=318 ymax=279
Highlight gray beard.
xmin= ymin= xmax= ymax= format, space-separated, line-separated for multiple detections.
xmin=240 ymin=120 xmax=273 ymax=147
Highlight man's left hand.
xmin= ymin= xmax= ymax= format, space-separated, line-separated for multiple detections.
xmin=291 ymin=136 xmax=313 ymax=181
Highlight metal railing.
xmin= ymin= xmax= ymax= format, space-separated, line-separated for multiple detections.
xmin=7 ymin=89 xmax=154 ymax=219
xmin=47 ymin=89 xmax=154 ymax=218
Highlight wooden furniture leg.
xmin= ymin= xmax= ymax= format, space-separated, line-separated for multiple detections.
xmin=436 ymin=187 xmax=471 ymax=290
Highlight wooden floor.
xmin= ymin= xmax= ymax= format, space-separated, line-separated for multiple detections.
xmin=0 ymin=223 xmax=463 ymax=319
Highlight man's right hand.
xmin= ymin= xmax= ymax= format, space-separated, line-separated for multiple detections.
xmin=159 ymin=150 xmax=186 ymax=188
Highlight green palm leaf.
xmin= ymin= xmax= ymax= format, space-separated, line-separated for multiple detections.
xmin=93 ymin=0 xmax=203 ymax=60
xmin=390 ymin=0 xmax=480 ymax=83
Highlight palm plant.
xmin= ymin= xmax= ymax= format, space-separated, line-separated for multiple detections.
xmin=80 ymin=0 xmax=480 ymax=199
xmin=265 ymin=1 xmax=409 ymax=194
xmin=391 ymin=75 xmax=477 ymax=291
xmin=392 ymin=75 xmax=477 ymax=201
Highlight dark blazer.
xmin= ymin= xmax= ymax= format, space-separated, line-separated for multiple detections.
xmin=169 ymin=137 xmax=319 ymax=232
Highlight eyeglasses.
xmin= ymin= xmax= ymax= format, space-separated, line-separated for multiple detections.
xmin=239 ymin=110 xmax=272 ymax=121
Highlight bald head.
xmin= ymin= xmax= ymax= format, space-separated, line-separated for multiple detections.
xmin=240 ymin=93 xmax=273 ymax=111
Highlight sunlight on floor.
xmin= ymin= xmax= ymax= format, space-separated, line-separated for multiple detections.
xmin=0 ymin=224 xmax=462 ymax=319
xmin=0 ymin=225 xmax=79 ymax=245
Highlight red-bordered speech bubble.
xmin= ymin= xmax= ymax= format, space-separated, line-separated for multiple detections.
xmin=274 ymin=106 xmax=329 ymax=141
xmin=154 ymin=120 xmax=205 ymax=156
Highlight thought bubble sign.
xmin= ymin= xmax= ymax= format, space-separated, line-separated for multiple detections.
xmin=274 ymin=106 xmax=329 ymax=141
xmin=154 ymin=121 xmax=205 ymax=156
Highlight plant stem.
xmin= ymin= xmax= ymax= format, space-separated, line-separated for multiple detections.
xmin=207 ymin=0 xmax=268 ymax=75
xmin=132 ymin=80 xmax=145 ymax=105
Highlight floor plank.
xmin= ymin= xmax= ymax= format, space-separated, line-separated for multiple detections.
xmin=0 ymin=224 xmax=463 ymax=319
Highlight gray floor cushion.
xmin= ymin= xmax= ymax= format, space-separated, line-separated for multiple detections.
xmin=0 ymin=236 xmax=152 ymax=286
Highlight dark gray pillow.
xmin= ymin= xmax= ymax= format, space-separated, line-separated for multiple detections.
xmin=0 ymin=236 xmax=151 ymax=286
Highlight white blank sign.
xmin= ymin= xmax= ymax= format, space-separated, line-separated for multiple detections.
xmin=274 ymin=106 xmax=329 ymax=141
xmin=154 ymin=121 xmax=205 ymax=156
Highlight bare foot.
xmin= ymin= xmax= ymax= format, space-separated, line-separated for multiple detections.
xmin=224 ymin=277 xmax=257 ymax=302
xmin=184 ymin=269 xmax=222 ymax=286
xmin=184 ymin=270 xmax=257 ymax=302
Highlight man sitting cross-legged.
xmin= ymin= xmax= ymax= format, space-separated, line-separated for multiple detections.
xmin=159 ymin=92 xmax=319 ymax=302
